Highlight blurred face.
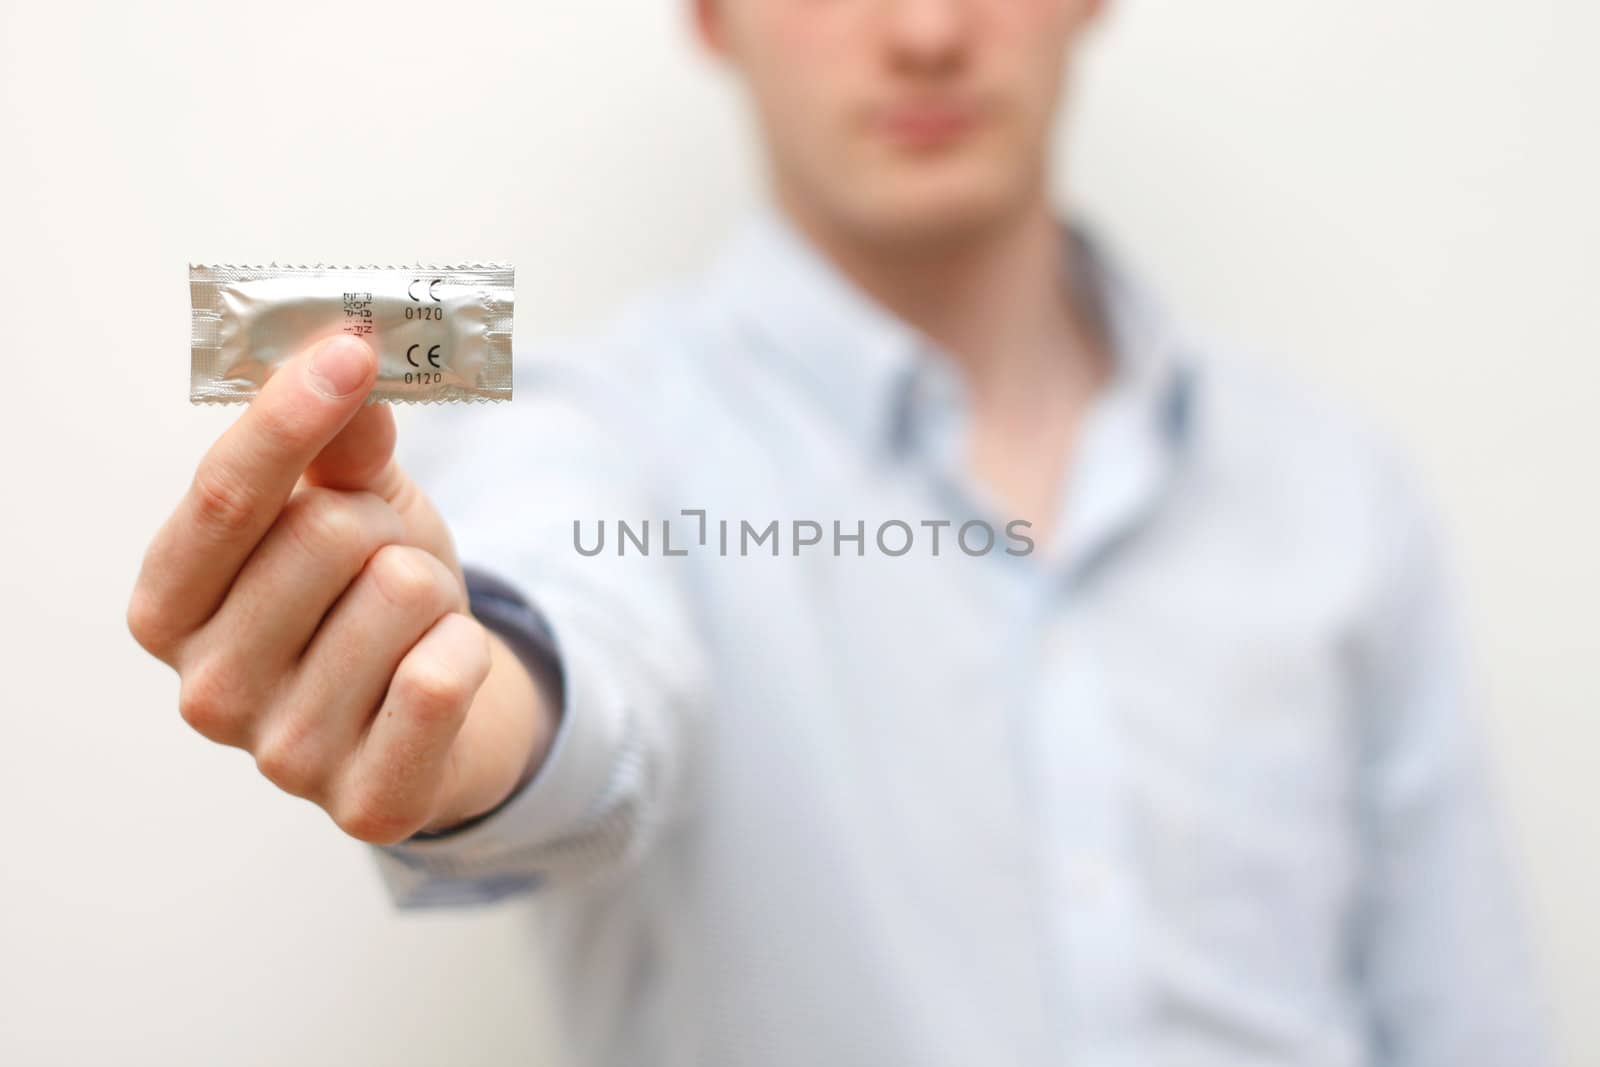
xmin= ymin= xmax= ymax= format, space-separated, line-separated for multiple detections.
xmin=697 ymin=0 xmax=1103 ymax=248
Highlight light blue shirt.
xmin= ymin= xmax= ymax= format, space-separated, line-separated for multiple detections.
xmin=378 ymin=209 xmax=1550 ymax=1067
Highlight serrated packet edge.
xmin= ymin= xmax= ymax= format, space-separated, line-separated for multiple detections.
xmin=189 ymin=263 xmax=514 ymax=404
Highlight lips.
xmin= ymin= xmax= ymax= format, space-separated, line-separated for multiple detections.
xmin=871 ymin=98 xmax=982 ymax=149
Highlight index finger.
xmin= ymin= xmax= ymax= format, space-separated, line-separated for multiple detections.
xmin=137 ymin=334 xmax=377 ymax=642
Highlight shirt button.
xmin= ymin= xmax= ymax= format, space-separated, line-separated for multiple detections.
xmin=1041 ymin=618 xmax=1076 ymax=663
xmin=1063 ymin=854 xmax=1115 ymax=903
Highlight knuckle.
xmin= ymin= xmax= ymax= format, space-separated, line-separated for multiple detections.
xmin=457 ymin=625 xmax=494 ymax=699
xmin=254 ymin=729 xmax=322 ymax=799
xmin=190 ymin=465 xmax=257 ymax=538
xmin=368 ymin=545 xmax=454 ymax=613
xmin=283 ymin=488 xmax=365 ymax=557
xmin=395 ymin=658 xmax=474 ymax=724
xmin=126 ymin=585 xmax=179 ymax=657
xmin=177 ymin=660 xmax=243 ymax=739
xmin=473 ymin=623 xmax=494 ymax=676
xmin=252 ymin=401 xmax=311 ymax=458
xmin=332 ymin=785 xmax=422 ymax=845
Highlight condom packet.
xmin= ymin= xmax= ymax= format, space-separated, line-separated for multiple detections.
xmin=190 ymin=263 xmax=514 ymax=403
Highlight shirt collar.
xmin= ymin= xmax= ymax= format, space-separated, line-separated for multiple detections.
xmin=707 ymin=205 xmax=1195 ymax=460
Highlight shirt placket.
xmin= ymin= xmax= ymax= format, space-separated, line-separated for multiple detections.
xmin=1026 ymin=593 xmax=1145 ymax=1066
xmin=904 ymin=344 xmax=1174 ymax=1065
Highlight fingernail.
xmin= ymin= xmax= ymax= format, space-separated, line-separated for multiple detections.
xmin=309 ymin=335 xmax=374 ymax=398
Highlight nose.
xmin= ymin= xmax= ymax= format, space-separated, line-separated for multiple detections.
xmin=880 ymin=0 xmax=970 ymax=76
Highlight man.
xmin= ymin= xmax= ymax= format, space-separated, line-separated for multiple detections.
xmin=127 ymin=1 xmax=1550 ymax=1064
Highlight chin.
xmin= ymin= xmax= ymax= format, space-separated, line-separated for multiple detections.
xmin=829 ymin=152 xmax=1041 ymax=252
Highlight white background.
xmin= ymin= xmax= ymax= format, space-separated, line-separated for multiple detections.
xmin=1 ymin=1 xmax=1594 ymax=1063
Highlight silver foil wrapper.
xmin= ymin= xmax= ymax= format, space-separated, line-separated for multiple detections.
xmin=190 ymin=263 xmax=513 ymax=403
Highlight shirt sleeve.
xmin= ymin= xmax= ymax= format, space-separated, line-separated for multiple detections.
xmin=1348 ymin=456 xmax=1555 ymax=1067
xmin=370 ymin=345 xmax=710 ymax=908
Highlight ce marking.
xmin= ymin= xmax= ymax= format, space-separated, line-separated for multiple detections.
xmin=407 ymin=277 xmax=443 ymax=302
xmin=407 ymin=343 xmax=443 ymax=369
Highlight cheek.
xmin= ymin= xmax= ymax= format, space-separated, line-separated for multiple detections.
xmin=741 ymin=0 xmax=856 ymax=65
xmin=986 ymin=0 xmax=1091 ymax=58
xmin=739 ymin=5 xmax=865 ymax=139
xmin=982 ymin=0 xmax=1083 ymax=117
